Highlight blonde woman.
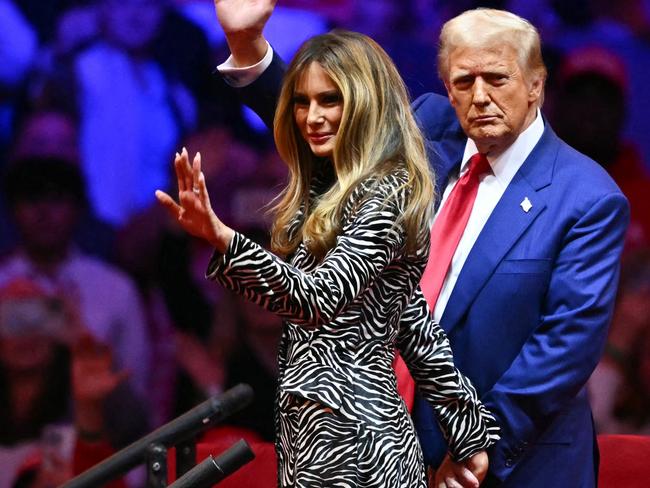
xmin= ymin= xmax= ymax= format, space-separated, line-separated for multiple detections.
xmin=156 ymin=31 xmax=498 ymax=487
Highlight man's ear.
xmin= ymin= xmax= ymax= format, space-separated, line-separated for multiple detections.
xmin=528 ymin=73 xmax=545 ymax=104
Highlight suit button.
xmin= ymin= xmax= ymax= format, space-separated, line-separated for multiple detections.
xmin=505 ymin=458 xmax=513 ymax=467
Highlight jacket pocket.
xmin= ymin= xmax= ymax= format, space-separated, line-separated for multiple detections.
xmin=281 ymin=357 xmax=354 ymax=412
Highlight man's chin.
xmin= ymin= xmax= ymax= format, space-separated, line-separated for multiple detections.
xmin=469 ymin=131 xmax=513 ymax=154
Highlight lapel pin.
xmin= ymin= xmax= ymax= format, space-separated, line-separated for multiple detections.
xmin=520 ymin=197 xmax=533 ymax=213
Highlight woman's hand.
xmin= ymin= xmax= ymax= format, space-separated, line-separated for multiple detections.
xmin=213 ymin=0 xmax=276 ymax=67
xmin=156 ymin=148 xmax=234 ymax=253
xmin=431 ymin=451 xmax=488 ymax=487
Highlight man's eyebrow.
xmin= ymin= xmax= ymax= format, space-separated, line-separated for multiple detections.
xmin=450 ymin=72 xmax=473 ymax=82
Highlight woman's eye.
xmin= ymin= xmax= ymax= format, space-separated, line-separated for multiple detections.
xmin=322 ymin=94 xmax=341 ymax=105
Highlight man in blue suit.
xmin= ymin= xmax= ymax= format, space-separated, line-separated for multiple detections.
xmin=212 ymin=2 xmax=629 ymax=486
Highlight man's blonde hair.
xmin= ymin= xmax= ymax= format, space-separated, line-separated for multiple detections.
xmin=438 ymin=8 xmax=547 ymax=83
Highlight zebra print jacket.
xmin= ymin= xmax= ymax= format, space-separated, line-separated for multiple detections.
xmin=207 ymin=165 xmax=499 ymax=463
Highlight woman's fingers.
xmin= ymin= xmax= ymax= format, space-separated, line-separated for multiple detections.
xmin=434 ymin=455 xmax=479 ymax=488
xmin=159 ymin=149 xmax=214 ymax=234
xmin=173 ymin=152 xmax=185 ymax=192
xmin=192 ymin=151 xmax=202 ymax=189
xmin=178 ymin=147 xmax=193 ymax=193
xmin=190 ymin=151 xmax=213 ymax=211
xmin=197 ymin=170 xmax=212 ymax=210
xmin=455 ymin=466 xmax=479 ymax=487
xmin=155 ymin=190 xmax=182 ymax=219
xmin=172 ymin=148 xmax=206 ymax=202
xmin=444 ymin=477 xmax=464 ymax=488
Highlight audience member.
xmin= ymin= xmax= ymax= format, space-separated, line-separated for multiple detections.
xmin=340 ymin=0 xmax=443 ymax=97
xmin=0 ymin=278 xmax=145 ymax=488
xmin=547 ymin=0 xmax=650 ymax=171
xmin=0 ymin=106 xmax=116 ymax=260
xmin=552 ymin=45 xmax=650 ymax=252
xmin=55 ymin=0 xmax=197 ymax=225
xmin=589 ymin=250 xmax=650 ymax=435
xmin=0 ymin=156 xmax=151 ymax=400
xmin=0 ymin=279 xmax=72 ymax=488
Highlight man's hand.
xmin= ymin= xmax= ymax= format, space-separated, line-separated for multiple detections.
xmin=214 ymin=0 xmax=277 ymax=66
xmin=431 ymin=451 xmax=488 ymax=488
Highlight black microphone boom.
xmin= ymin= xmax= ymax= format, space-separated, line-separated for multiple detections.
xmin=168 ymin=439 xmax=255 ymax=488
xmin=62 ymin=384 xmax=254 ymax=488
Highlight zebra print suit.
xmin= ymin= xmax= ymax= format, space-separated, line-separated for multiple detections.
xmin=207 ymin=165 xmax=499 ymax=487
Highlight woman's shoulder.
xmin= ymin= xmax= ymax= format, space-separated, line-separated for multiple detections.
xmin=355 ymin=166 xmax=410 ymax=200
xmin=341 ymin=166 xmax=410 ymax=222
xmin=358 ymin=164 xmax=408 ymax=188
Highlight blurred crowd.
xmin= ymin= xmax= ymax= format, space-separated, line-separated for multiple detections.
xmin=1 ymin=0 xmax=650 ymax=486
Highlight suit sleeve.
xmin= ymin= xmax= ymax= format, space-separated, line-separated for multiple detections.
xmin=483 ymin=191 xmax=629 ymax=480
xmin=205 ymin=175 xmax=407 ymax=328
xmin=396 ymin=288 xmax=500 ymax=462
xmin=216 ymin=50 xmax=287 ymax=130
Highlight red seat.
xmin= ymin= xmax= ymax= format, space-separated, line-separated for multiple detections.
xmin=598 ymin=434 xmax=650 ymax=488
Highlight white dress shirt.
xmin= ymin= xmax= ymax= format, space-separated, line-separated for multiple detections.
xmin=218 ymin=40 xmax=274 ymax=87
xmin=432 ymin=112 xmax=545 ymax=322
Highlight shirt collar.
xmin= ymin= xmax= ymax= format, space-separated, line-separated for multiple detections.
xmin=460 ymin=109 xmax=545 ymax=186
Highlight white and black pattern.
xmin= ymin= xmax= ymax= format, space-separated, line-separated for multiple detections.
xmin=207 ymin=167 xmax=499 ymax=487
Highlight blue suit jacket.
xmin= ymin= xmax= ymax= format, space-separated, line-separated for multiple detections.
xmin=235 ymin=53 xmax=630 ymax=487
xmin=411 ymin=92 xmax=629 ymax=487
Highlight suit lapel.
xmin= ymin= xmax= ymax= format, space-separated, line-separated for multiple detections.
xmin=439 ymin=124 xmax=560 ymax=334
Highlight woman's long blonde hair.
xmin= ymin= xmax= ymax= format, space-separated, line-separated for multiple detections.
xmin=271 ymin=30 xmax=435 ymax=259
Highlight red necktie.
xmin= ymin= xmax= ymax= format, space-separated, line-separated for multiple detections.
xmin=420 ymin=152 xmax=492 ymax=310
xmin=395 ymin=153 xmax=491 ymax=411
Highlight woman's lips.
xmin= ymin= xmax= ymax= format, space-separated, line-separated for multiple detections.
xmin=308 ymin=133 xmax=333 ymax=144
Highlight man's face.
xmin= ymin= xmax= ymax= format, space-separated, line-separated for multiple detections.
xmin=14 ymin=197 xmax=79 ymax=256
xmin=444 ymin=44 xmax=543 ymax=155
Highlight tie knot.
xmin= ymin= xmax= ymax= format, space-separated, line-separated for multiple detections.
xmin=468 ymin=153 xmax=491 ymax=177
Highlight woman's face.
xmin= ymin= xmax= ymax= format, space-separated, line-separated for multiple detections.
xmin=293 ymin=62 xmax=343 ymax=158
xmin=0 ymin=334 xmax=56 ymax=373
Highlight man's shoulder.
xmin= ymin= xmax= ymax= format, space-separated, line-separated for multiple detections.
xmin=528 ymin=129 xmax=630 ymax=228
xmin=552 ymin=134 xmax=626 ymax=196
xmin=411 ymin=92 xmax=463 ymax=141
